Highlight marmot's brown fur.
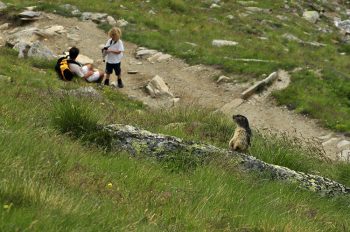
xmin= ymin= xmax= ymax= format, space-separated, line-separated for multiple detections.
xmin=229 ymin=114 xmax=252 ymax=152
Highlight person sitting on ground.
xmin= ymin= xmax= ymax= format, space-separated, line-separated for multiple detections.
xmin=68 ymin=46 xmax=104 ymax=83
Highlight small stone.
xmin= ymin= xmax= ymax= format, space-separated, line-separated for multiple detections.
xmin=19 ymin=10 xmax=41 ymax=18
xmin=322 ymin=138 xmax=339 ymax=146
xmin=212 ymin=40 xmax=238 ymax=47
xmin=127 ymin=70 xmax=138 ymax=74
xmin=318 ymin=133 xmax=333 ymax=140
xmin=337 ymin=150 xmax=350 ymax=162
xmin=116 ymin=19 xmax=128 ymax=27
xmin=303 ymin=11 xmax=319 ymax=24
xmin=337 ymin=140 xmax=350 ymax=149
xmin=217 ymin=75 xmax=230 ymax=84
xmin=107 ymin=15 xmax=117 ymax=25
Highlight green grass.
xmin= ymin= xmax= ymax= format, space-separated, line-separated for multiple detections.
xmin=273 ymin=69 xmax=350 ymax=132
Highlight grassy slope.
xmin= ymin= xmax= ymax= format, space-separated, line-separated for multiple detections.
xmin=0 ymin=46 xmax=350 ymax=231
xmin=1 ymin=1 xmax=350 ymax=230
xmin=4 ymin=0 xmax=350 ymax=132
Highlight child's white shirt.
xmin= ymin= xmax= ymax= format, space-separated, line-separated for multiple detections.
xmin=105 ymin=38 xmax=124 ymax=64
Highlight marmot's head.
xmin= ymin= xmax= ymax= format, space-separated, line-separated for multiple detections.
xmin=233 ymin=114 xmax=250 ymax=129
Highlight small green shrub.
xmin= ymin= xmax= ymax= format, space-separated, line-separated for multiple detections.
xmin=50 ymin=96 xmax=99 ymax=138
xmin=30 ymin=58 xmax=56 ymax=70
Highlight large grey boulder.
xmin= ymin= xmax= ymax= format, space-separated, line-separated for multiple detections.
xmin=6 ymin=27 xmax=42 ymax=46
xmin=27 ymin=41 xmax=56 ymax=60
xmin=101 ymin=124 xmax=350 ymax=196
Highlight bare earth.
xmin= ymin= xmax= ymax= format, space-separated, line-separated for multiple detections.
xmin=9 ymin=13 xmax=350 ymax=160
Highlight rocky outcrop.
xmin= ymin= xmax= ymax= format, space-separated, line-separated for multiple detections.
xmin=102 ymin=124 xmax=350 ymax=197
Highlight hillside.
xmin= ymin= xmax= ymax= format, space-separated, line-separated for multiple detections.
xmin=1 ymin=0 xmax=350 ymax=231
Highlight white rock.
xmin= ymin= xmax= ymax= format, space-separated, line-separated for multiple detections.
xmin=337 ymin=150 xmax=350 ymax=162
xmin=136 ymin=49 xmax=158 ymax=59
xmin=212 ymin=39 xmax=238 ymax=47
xmin=172 ymin=98 xmax=180 ymax=106
xmin=303 ymin=11 xmax=319 ymax=24
xmin=107 ymin=16 xmax=117 ymax=25
xmin=318 ymin=133 xmax=333 ymax=140
xmin=19 ymin=10 xmax=41 ymax=18
xmin=210 ymin=3 xmax=221 ymax=9
xmin=44 ymin=25 xmax=66 ymax=36
xmin=27 ymin=41 xmax=56 ymax=60
xmin=71 ymin=9 xmax=81 ymax=16
xmin=337 ymin=140 xmax=350 ymax=149
xmin=217 ymin=75 xmax=230 ymax=84
xmin=245 ymin=7 xmax=270 ymax=13
xmin=26 ymin=6 xmax=37 ymax=11
xmin=322 ymin=138 xmax=339 ymax=146
xmin=145 ymin=75 xmax=174 ymax=98
xmin=116 ymin=19 xmax=128 ymax=27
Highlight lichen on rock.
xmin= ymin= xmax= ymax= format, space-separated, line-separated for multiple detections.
xmin=102 ymin=124 xmax=350 ymax=196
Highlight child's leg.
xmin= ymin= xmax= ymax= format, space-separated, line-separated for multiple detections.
xmin=103 ymin=63 xmax=112 ymax=85
xmin=116 ymin=63 xmax=123 ymax=88
xmin=102 ymin=73 xmax=110 ymax=85
xmin=117 ymin=74 xmax=123 ymax=88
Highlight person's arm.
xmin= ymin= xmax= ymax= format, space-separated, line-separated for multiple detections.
xmin=83 ymin=70 xmax=94 ymax=79
xmin=69 ymin=63 xmax=84 ymax=78
xmin=107 ymin=49 xmax=122 ymax=54
xmin=107 ymin=40 xmax=124 ymax=54
xmin=70 ymin=63 xmax=93 ymax=79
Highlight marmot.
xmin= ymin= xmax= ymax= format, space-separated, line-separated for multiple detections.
xmin=229 ymin=114 xmax=252 ymax=152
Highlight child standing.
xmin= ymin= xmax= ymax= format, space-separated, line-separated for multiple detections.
xmin=102 ymin=27 xmax=124 ymax=88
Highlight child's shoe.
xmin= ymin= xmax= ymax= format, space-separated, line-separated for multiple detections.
xmin=117 ymin=79 xmax=124 ymax=88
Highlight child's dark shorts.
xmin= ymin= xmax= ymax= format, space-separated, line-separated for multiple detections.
xmin=105 ymin=62 xmax=121 ymax=75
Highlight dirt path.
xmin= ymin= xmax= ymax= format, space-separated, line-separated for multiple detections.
xmin=6 ymin=13 xmax=350 ymax=160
